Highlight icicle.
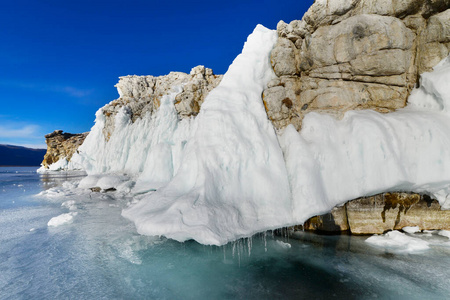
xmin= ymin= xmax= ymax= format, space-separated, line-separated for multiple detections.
xmin=263 ymin=232 xmax=267 ymax=252
xmin=232 ymin=241 xmax=236 ymax=259
xmin=223 ymin=244 xmax=226 ymax=262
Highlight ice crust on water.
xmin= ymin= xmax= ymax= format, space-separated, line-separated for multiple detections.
xmin=365 ymin=229 xmax=450 ymax=253
xmin=275 ymin=240 xmax=292 ymax=249
xmin=438 ymin=230 xmax=450 ymax=239
xmin=46 ymin=23 xmax=450 ymax=245
xmin=61 ymin=200 xmax=77 ymax=211
xmin=402 ymin=226 xmax=421 ymax=234
xmin=365 ymin=231 xmax=430 ymax=253
xmin=47 ymin=212 xmax=78 ymax=227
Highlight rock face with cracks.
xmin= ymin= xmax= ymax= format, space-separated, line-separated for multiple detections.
xmin=41 ymin=130 xmax=88 ymax=168
xmin=264 ymin=0 xmax=450 ymax=130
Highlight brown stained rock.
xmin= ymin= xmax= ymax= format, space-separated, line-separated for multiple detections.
xmin=41 ymin=130 xmax=88 ymax=168
xmin=90 ymin=187 xmax=101 ymax=192
xmin=346 ymin=192 xmax=450 ymax=234
xmin=263 ymin=77 xmax=303 ymax=130
xmin=299 ymin=192 xmax=450 ymax=234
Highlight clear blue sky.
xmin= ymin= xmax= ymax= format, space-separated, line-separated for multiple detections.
xmin=0 ymin=0 xmax=313 ymax=149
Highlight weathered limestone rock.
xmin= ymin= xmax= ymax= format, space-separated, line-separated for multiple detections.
xmin=264 ymin=0 xmax=450 ymax=130
xmin=271 ymin=38 xmax=300 ymax=76
xmin=291 ymin=0 xmax=450 ymax=33
xmin=102 ymin=66 xmax=222 ymax=140
xmin=417 ymin=9 xmax=450 ymax=73
xmin=263 ymin=77 xmax=302 ymax=129
xmin=303 ymin=15 xmax=414 ymax=74
xmin=41 ymin=130 xmax=88 ymax=168
xmin=299 ymin=192 xmax=450 ymax=234
xmin=346 ymin=192 xmax=450 ymax=234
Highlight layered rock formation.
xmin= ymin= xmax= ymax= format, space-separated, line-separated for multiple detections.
xmin=41 ymin=130 xmax=88 ymax=168
xmin=299 ymin=192 xmax=450 ymax=234
xmin=101 ymin=66 xmax=222 ymax=141
xmin=264 ymin=0 xmax=450 ymax=129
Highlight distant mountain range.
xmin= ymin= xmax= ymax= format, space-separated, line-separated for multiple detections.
xmin=0 ymin=144 xmax=46 ymax=166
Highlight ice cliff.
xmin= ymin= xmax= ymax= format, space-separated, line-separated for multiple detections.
xmin=41 ymin=0 xmax=450 ymax=245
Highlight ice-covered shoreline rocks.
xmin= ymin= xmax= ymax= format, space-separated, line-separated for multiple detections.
xmin=102 ymin=66 xmax=222 ymax=141
xmin=38 ymin=1 xmax=450 ymax=244
xmin=40 ymin=130 xmax=88 ymax=170
xmin=40 ymin=66 xmax=222 ymax=172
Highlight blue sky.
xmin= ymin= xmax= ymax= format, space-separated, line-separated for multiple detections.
xmin=0 ymin=0 xmax=313 ymax=149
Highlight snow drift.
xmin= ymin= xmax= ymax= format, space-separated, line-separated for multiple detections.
xmin=121 ymin=25 xmax=292 ymax=245
xmin=48 ymin=24 xmax=450 ymax=246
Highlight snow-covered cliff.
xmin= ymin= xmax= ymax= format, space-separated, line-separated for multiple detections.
xmin=40 ymin=1 xmax=450 ymax=245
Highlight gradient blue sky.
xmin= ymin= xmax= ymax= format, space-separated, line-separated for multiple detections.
xmin=0 ymin=0 xmax=313 ymax=148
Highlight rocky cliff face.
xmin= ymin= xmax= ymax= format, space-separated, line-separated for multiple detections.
xmin=41 ymin=130 xmax=88 ymax=168
xmin=101 ymin=66 xmax=222 ymax=141
xmin=264 ymin=0 xmax=450 ymax=129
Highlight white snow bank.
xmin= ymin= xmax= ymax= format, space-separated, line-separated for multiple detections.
xmin=122 ymin=25 xmax=291 ymax=245
xmin=37 ymin=158 xmax=69 ymax=173
xmin=37 ymin=156 xmax=85 ymax=173
xmin=78 ymin=175 xmax=103 ymax=189
xmin=47 ymin=212 xmax=78 ymax=227
xmin=365 ymin=231 xmax=430 ymax=253
xmin=408 ymin=55 xmax=450 ymax=112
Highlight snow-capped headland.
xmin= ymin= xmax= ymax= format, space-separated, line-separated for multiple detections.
xmin=39 ymin=0 xmax=450 ymax=245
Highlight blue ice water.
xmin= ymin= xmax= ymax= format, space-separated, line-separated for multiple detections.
xmin=1 ymin=167 xmax=450 ymax=299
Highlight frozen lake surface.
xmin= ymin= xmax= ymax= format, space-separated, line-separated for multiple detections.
xmin=1 ymin=167 xmax=450 ymax=299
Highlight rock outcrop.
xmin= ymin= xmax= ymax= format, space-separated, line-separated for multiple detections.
xmin=101 ymin=66 xmax=222 ymax=141
xmin=297 ymin=192 xmax=450 ymax=234
xmin=41 ymin=130 xmax=88 ymax=168
xmin=264 ymin=0 xmax=450 ymax=129
xmin=39 ymin=1 xmax=450 ymax=235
